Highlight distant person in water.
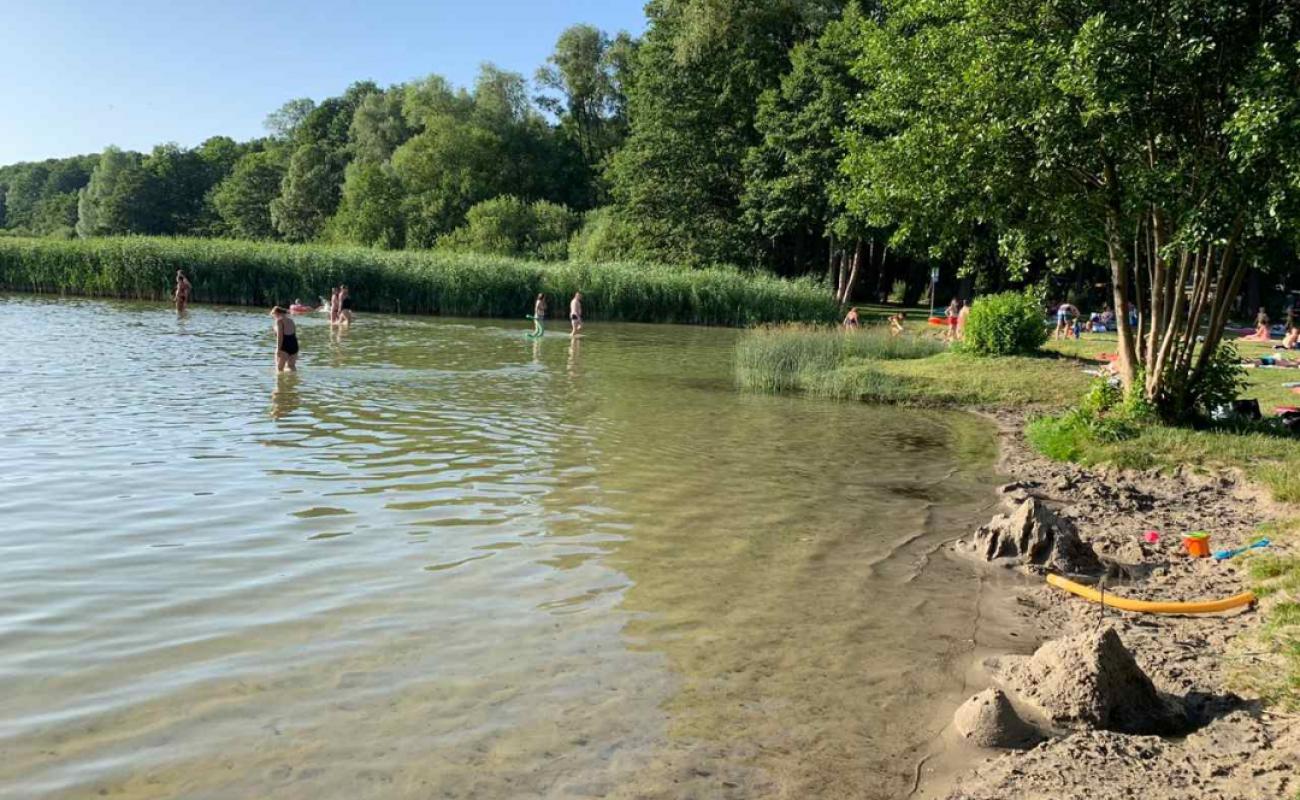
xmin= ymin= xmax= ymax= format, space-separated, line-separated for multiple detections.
xmin=339 ymin=285 xmax=354 ymax=326
xmin=271 ymin=306 xmax=299 ymax=372
xmin=569 ymin=291 xmax=584 ymax=336
xmin=174 ymin=270 xmax=192 ymax=313
xmin=329 ymin=287 xmax=341 ymax=325
xmin=532 ymin=293 xmax=547 ymax=336
xmin=842 ymin=306 xmax=860 ymax=329
xmin=888 ymin=310 xmax=906 ymax=336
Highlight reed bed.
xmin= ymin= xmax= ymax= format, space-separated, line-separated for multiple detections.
xmin=734 ymin=323 xmax=945 ymax=393
xmin=0 ymin=237 xmax=838 ymax=326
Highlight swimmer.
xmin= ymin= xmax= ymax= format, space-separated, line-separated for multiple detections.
xmin=532 ymin=293 xmax=547 ymax=337
xmin=569 ymin=291 xmax=584 ymax=336
xmin=271 ymin=306 xmax=299 ymax=372
xmin=174 ymin=270 xmax=192 ymax=313
xmin=842 ymin=306 xmax=860 ymax=330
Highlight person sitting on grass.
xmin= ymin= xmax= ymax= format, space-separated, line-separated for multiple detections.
xmin=1243 ymin=310 xmax=1273 ymax=342
xmin=1280 ymin=325 xmax=1299 ymax=350
xmin=888 ymin=311 xmax=906 ymax=337
xmin=843 ymin=307 xmax=860 ymax=330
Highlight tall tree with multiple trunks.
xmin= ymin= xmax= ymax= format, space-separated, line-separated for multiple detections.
xmin=844 ymin=0 xmax=1300 ymax=417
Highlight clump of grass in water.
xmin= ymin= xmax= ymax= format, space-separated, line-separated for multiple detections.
xmin=734 ymin=324 xmax=944 ymax=394
xmin=0 ymin=236 xmax=839 ymax=327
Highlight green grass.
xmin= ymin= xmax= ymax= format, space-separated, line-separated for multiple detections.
xmin=734 ymin=322 xmax=1094 ymax=407
xmin=0 ymin=236 xmax=840 ymax=326
xmin=1231 ymin=518 xmax=1300 ymax=710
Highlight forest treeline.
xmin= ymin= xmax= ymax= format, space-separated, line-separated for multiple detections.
xmin=2 ymin=0 xmax=1299 ymax=328
xmin=0 ymin=2 xmax=939 ymax=302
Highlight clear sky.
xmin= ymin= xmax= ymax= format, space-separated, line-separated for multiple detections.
xmin=0 ymin=0 xmax=647 ymax=165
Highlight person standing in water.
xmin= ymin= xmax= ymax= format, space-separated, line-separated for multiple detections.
xmin=532 ymin=293 xmax=547 ymax=337
xmin=328 ymin=287 xmax=340 ymax=326
xmin=271 ymin=306 xmax=299 ymax=372
xmin=339 ymin=285 xmax=354 ymax=326
xmin=569 ymin=291 xmax=583 ymax=336
xmin=174 ymin=270 xmax=192 ymax=313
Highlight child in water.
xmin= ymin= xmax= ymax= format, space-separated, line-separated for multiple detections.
xmin=271 ymin=306 xmax=299 ymax=372
xmin=174 ymin=270 xmax=192 ymax=313
xmin=569 ymin=291 xmax=583 ymax=336
xmin=339 ymin=285 xmax=354 ymax=326
xmin=532 ymin=293 xmax=547 ymax=336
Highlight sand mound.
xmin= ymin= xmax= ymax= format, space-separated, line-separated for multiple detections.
xmin=952 ymin=689 xmax=1038 ymax=749
xmin=996 ymin=628 xmax=1186 ymax=735
xmin=959 ymin=497 xmax=1101 ymax=574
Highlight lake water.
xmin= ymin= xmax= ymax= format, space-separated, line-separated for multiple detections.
xmin=0 ymin=296 xmax=1003 ymax=799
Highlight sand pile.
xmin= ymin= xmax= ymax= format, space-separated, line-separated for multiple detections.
xmin=957 ymin=497 xmax=1101 ymax=574
xmin=951 ymin=689 xmax=1038 ymax=749
xmin=991 ymin=628 xmax=1187 ymax=735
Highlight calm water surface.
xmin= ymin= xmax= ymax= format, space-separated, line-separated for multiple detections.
xmin=0 ymin=296 xmax=1001 ymax=799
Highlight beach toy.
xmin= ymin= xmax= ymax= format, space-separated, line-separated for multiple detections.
xmin=1213 ymin=539 xmax=1270 ymax=562
xmin=1046 ymin=574 xmax=1255 ymax=615
xmin=1182 ymin=531 xmax=1211 ymax=558
xmin=525 ymin=314 xmax=545 ymax=339
xmin=1143 ymin=530 xmax=1160 ymax=544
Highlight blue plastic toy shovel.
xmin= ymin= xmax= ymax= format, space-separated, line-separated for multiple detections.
xmin=1213 ymin=539 xmax=1270 ymax=561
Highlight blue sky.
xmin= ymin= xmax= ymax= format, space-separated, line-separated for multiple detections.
xmin=0 ymin=0 xmax=647 ymax=165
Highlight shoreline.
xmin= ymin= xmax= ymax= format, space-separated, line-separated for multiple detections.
xmin=919 ymin=407 xmax=1298 ymax=799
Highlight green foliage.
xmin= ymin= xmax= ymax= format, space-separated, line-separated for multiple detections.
xmin=0 ymin=236 xmax=839 ymax=326
xmin=331 ymin=160 xmax=406 ymax=248
xmin=270 ymin=143 xmax=340 ymax=242
xmin=1155 ymin=343 xmax=1249 ymax=422
xmin=568 ymin=207 xmax=638 ymax=262
xmin=437 ymin=195 xmax=578 ymax=261
xmin=212 ymin=150 xmax=287 ymax=240
xmin=960 ymin=292 xmax=1048 ymax=356
xmin=735 ymin=324 xmax=945 ymax=392
xmin=609 ymin=0 xmax=836 ymax=266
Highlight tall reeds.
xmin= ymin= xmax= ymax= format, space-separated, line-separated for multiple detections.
xmin=734 ymin=324 xmax=944 ymax=392
xmin=0 ymin=237 xmax=839 ymax=326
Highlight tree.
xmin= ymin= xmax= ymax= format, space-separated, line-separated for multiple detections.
xmin=270 ymin=143 xmax=339 ymax=241
xmin=141 ymin=143 xmax=211 ymax=234
xmin=536 ymin=25 xmax=635 ymax=202
xmin=608 ymin=0 xmax=840 ymax=266
xmin=437 ymin=195 xmax=578 ymax=260
xmin=264 ymin=98 xmax=316 ymax=140
xmin=212 ymin=149 xmax=287 ymax=239
xmin=844 ymin=0 xmax=1300 ymax=417
xmin=349 ymin=88 xmax=413 ymax=163
xmin=331 ymin=160 xmax=406 ymax=248
xmin=76 ymin=147 xmax=143 ymax=237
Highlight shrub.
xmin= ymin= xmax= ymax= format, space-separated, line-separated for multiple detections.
xmin=437 ymin=195 xmax=578 ymax=261
xmin=961 ymin=291 xmax=1049 ymax=356
xmin=735 ymin=324 xmax=944 ymax=392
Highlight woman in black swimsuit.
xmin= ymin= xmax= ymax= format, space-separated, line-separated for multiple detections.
xmin=271 ymin=306 xmax=299 ymax=372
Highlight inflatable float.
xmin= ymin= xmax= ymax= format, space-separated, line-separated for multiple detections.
xmin=1046 ymin=573 xmax=1255 ymax=615
xmin=927 ymin=316 xmax=948 ymax=326
xmin=524 ymin=314 xmax=545 ymax=339
xmin=289 ymin=304 xmax=315 ymax=315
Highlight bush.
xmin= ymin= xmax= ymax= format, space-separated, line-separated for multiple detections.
xmin=437 ymin=195 xmax=578 ymax=261
xmin=0 ymin=235 xmax=839 ymax=326
xmin=961 ymin=291 xmax=1048 ymax=356
xmin=568 ymin=207 xmax=638 ymax=262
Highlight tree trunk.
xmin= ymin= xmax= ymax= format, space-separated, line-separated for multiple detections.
xmin=826 ymin=232 xmax=836 ymax=292
xmin=1102 ymin=159 xmax=1138 ymax=391
xmin=842 ymin=240 xmax=864 ymax=305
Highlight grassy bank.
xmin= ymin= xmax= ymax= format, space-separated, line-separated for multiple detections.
xmin=0 ymin=236 xmax=839 ymax=326
xmin=735 ymin=322 xmax=1095 ymax=407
